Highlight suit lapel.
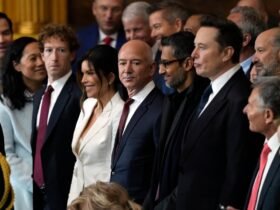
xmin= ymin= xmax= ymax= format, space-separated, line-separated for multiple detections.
xmin=79 ymin=101 xmax=112 ymax=154
xmin=112 ymin=88 xmax=157 ymax=167
xmin=183 ymin=70 xmax=243 ymax=158
xmin=258 ymin=148 xmax=280 ymax=208
xmin=43 ymin=75 xmax=74 ymax=146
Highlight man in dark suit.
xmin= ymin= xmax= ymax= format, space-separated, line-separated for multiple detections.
xmin=31 ymin=24 xmax=81 ymax=210
xmin=76 ymin=0 xmax=126 ymax=64
xmin=143 ymin=31 xmax=208 ymax=210
xmin=167 ymin=17 xmax=263 ymax=210
xmin=243 ymin=77 xmax=280 ymax=210
xmin=110 ymin=40 xmax=164 ymax=204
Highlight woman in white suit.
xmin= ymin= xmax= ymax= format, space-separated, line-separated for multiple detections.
xmin=67 ymin=45 xmax=125 ymax=205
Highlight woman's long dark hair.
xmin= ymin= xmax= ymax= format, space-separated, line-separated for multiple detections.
xmin=1 ymin=37 xmax=38 ymax=110
xmin=76 ymin=44 xmax=127 ymax=104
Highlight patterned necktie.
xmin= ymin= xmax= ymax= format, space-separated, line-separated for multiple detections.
xmin=34 ymin=85 xmax=53 ymax=187
xmin=247 ymin=143 xmax=271 ymax=210
xmin=103 ymin=36 xmax=113 ymax=45
xmin=196 ymin=84 xmax=213 ymax=117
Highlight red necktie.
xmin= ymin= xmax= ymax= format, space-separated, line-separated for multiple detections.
xmin=34 ymin=85 xmax=53 ymax=187
xmin=247 ymin=143 xmax=271 ymax=210
xmin=114 ymin=98 xmax=134 ymax=157
xmin=103 ymin=36 xmax=113 ymax=45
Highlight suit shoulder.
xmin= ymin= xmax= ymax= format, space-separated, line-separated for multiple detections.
xmin=77 ymin=24 xmax=98 ymax=36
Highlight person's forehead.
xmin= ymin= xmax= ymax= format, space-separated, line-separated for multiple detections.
xmin=95 ymin=0 xmax=124 ymax=7
xmin=0 ymin=18 xmax=10 ymax=30
xmin=196 ymin=27 xmax=218 ymax=42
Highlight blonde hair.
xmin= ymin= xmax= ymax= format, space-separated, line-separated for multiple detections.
xmin=68 ymin=181 xmax=141 ymax=210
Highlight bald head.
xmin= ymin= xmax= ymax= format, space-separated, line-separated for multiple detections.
xmin=118 ymin=40 xmax=155 ymax=96
xmin=253 ymin=27 xmax=280 ymax=77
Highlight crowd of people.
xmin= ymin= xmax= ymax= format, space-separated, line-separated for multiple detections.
xmin=0 ymin=0 xmax=280 ymax=209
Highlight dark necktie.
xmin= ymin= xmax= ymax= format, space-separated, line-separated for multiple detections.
xmin=103 ymin=36 xmax=113 ymax=45
xmin=34 ymin=85 xmax=53 ymax=187
xmin=247 ymin=143 xmax=271 ymax=210
xmin=113 ymin=98 xmax=134 ymax=158
xmin=196 ymin=84 xmax=213 ymax=117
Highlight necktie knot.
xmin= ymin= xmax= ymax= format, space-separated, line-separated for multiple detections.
xmin=125 ymin=98 xmax=134 ymax=106
xmin=45 ymin=85 xmax=53 ymax=94
xmin=260 ymin=143 xmax=271 ymax=167
xmin=247 ymin=143 xmax=271 ymax=210
xmin=103 ymin=36 xmax=113 ymax=45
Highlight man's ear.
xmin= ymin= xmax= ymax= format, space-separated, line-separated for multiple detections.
xmin=242 ymin=33 xmax=252 ymax=48
xmin=264 ymin=108 xmax=274 ymax=125
xmin=174 ymin=18 xmax=184 ymax=32
xmin=222 ymin=46 xmax=234 ymax=62
xmin=183 ymin=57 xmax=194 ymax=72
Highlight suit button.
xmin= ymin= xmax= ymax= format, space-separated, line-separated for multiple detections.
xmin=111 ymin=171 xmax=115 ymax=175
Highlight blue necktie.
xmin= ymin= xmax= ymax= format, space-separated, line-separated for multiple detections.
xmin=196 ymin=84 xmax=212 ymax=117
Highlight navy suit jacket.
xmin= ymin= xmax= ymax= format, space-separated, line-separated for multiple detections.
xmin=76 ymin=24 xmax=126 ymax=63
xmin=31 ymin=74 xmax=81 ymax=210
xmin=110 ymin=87 xmax=164 ymax=204
xmin=174 ymin=69 xmax=263 ymax=210
xmin=244 ymin=147 xmax=280 ymax=210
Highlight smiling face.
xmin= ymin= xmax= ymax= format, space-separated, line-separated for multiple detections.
xmin=92 ymin=0 xmax=124 ymax=35
xmin=0 ymin=18 xmax=13 ymax=59
xmin=149 ymin=10 xmax=181 ymax=42
xmin=14 ymin=42 xmax=46 ymax=88
xmin=42 ymin=37 xmax=74 ymax=83
xmin=243 ymin=87 xmax=267 ymax=134
xmin=253 ymin=30 xmax=280 ymax=76
xmin=159 ymin=45 xmax=187 ymax=90
xmin=81 ymin=60 xmax=110 ymax=99
xmin=123 ymin=17 xmax=153 ymax=45
xmin=192 ymin=27 xmax=226 ymax=80
xmin=118 ymin=40 xmax=155 ymax=96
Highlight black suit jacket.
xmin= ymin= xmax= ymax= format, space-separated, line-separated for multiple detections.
xmin=143 ymin=76 xmax=208 ymax=210
xmin=244 ymin=147 xmax=280 ymax=210
xmin=111 ymin=87 xmax=164 ymax=204
xmin=31 ymin=74 xmax=81 ymax=210
xmin=174 ymin=69 xmax=263 ymax=210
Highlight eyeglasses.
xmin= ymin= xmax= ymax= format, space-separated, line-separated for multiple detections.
xmin=158 ymin=58 xmax=186 ymax=68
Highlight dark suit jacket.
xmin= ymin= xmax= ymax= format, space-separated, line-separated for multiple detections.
xmin=174 ymin=69 xmax=263 ymax=210
xmin=110 ymin=87 xmax=164 ymax=204
xmin=76 ymin=24 xmax=126 ymax=63
xmin=244 ymin=147 xmax=280 ymax=210
xmin=31 ymin=74 xmax=81 ymax=210
xmin=143 ymin=76 xmax=208 ymax=210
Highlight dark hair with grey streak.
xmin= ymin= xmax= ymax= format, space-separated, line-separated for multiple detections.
xmin=253 ymin=76 xmax=280 ymax=120
xmin=229 ymin=6 xmax=266 ymax=48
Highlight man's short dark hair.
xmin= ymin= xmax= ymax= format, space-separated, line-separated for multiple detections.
xmin=200 ymin=16 xmax=243 ymax=64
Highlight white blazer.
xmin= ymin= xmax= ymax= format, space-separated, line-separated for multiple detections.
xmin=67 ymin=93 xmax=124 ymax=205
